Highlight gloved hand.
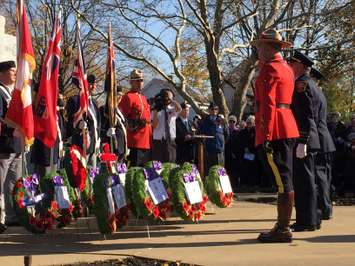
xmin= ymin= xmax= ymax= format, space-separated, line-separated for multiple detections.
xmin=296 ymin=143 xmax=307 ymax=159
xmin=107 ymin=128 xmax=116 ymax=137
xmin=78 ymin=120 xmax=87 ymax=130
xmin=263 ymin=141 xmax=273 ymax=154
xmin=58 ymin=141 xmax=65 ymax=158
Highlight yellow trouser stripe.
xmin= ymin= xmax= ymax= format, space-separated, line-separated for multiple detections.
xmin=266 ymin=153 xmax=284 ymax=193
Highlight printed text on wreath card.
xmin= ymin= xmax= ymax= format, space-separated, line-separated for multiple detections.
xmin=147 ymin=177 xmax=168 ymax=205
xmin=184 ymin=181 xmax=203 ymax=204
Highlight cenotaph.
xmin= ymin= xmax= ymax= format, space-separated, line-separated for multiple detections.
xmin=0 ymin=15 xmax=16 ymax=62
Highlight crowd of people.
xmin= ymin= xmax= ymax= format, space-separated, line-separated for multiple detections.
xmin=0 ymin=28 xmax=354 ymax=242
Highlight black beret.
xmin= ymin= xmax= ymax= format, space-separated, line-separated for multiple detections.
xmin=0 ymin=60 xmax=16 ymax=72
xmin=291 ymin=51 xmax=313 ymax=67
xmin=87 ymin=74 xmax=96 ymax=84
xmin=310 ymin=68 xmax=324 ymax=80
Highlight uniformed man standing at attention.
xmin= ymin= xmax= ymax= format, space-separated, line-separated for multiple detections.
xmin=289 ymin=51 xmax=322 ymax=231
xmin=252 ymin=29 xmax=299 ymax=243
xmin=310 ymin=67 xmax=336 ymax=220
xmin=119 ymin=69 xmax=151 ymax=166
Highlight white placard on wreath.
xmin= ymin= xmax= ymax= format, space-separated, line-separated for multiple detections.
xmin=54 ymin=186 xmax=71 ymax=209
xmin=147 ymin=177 xmax=168 ymax=205
xmin=112 ymin=184 xmax=127 ymax=209
xmin=219 ymin=174 xmax=233 ymax=194
xmin=118 ymin=173 xmax=126 ymax=186
xmin=106 ymin=187 xmax=115 ymax=215
xmin=184 ymin=181 xmax=203 ymax=204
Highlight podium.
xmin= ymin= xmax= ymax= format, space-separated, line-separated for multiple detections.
xmin=192 ymin=135 xmax=214 ymax=179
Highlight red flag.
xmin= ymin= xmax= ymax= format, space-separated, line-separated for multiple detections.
xmin=71 ymin=19 xmax=88 ymax=127
xmin=5 ymin=0 xmax=36 ymax=147
xmin=34 ymin=12 xmax=62 ymax=148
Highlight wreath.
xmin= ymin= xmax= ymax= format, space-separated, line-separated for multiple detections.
xmin=13 ymin=174 xmax=55 ymax=233
xmin=63 ymin=145 xmax=89 ymax=217
xmin=125 ymin=166 xmax=142 ymax=217
xmin=93 ymin=146 xmax=129 ymax=234
xmin=130 ymin=165 xmax=171 ymax=221
xmin=169 ymin=163 xmax=208 ymax=222
xmin=39 ymin=170 xmax=76 ymax=227
xmin=205 ymin=166 xmax=234 ymax=208
xmin=145 ymin=161 xmax=178 ymax=212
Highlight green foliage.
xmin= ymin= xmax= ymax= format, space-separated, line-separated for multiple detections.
xmin=131 ymin=168 xmax=151 ymax=218
xmin=125 ymin=167 xmax=142 ymax=217
xmin=92 ymin=166 xmax=113 ymax=235
xmin=205 ymin=166 xmax=227 ymax=208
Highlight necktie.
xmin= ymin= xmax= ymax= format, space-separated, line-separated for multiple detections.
xmin=164 ymin=108 xmax=171 ymax=142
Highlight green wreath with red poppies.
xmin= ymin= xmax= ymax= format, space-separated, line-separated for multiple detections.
xmin=129 ymin=165 xmax=171 ymax=221
xmin=93 ymin=144 xmax=130 ymax=234
xmin=169 ymin=163 xmax=208 ymax=222
xmin=205 ymin=166 xmax=234 ymax=208
xmin=12 ymin=174 xmax=55 ymax=233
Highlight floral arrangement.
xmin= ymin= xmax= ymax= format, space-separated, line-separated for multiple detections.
xmin=169 ymin=163 xmax=208 ymax=222
xmin=39 ymin=170 xmax=76 ymax=228
xmin=93 ymin=145 xmax=129 ymax=234
xmin=130 ymin=163 xmax=171 ymax=220
xmin=13 ymin=174 xmax=51 ymax=233
xmin=125 ymin=166 xmax=142 ymax=217
xmin=205 ymin=166 xmax=234 ymax=208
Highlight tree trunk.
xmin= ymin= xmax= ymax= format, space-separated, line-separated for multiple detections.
xmin=232 ymin=56 xmax=258 ymax=121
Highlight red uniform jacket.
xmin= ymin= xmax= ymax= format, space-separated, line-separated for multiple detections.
xmin=254 ymin=54 xmax=299 ymax=146
xmin=119 ymin=91 xmax=152 ymax=149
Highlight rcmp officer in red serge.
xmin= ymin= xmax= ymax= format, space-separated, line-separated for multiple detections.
xmin=119 ymin=69 xmax=151 ymax=166
xmin=252 ymin=29 xmax=299 ymax=243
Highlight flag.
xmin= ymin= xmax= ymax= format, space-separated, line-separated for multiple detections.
xmin=34 ymin=11 xmax=62 ymax=148
xmin=5 ymin=0 xmax=36 ymax=147
xmin=105 ymin=22 xmax=117 ymax=128
xmin=72 ymin=19 xmax=88 ymax=127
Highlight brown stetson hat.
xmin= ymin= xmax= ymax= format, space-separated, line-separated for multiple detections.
xmin=129 ymin=69 xmax=144 ymax=81
xmin=251 ymin=29 xmax=292 ymax=48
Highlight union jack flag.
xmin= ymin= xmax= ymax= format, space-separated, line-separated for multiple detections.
xmin=72 ymin=19 xmax=88 ymax=127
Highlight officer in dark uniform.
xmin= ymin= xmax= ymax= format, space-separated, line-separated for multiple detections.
xmin=290 ymin=51 xmax=322 ymax=231
xmin=66 ymin=74 xmax=101 ymax=166
xmin=310 ymin=67 xmax=336 ymax=219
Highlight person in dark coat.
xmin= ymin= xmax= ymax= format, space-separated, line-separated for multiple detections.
xmin=224 ymin=115 xmax=239 ymax=190
xmin=176 ymin=101 xmax=195 ymax=164
xmin=66 ymin=74 xmax=101 ymax=167
xmin=0 ymin=60 xmax=22 ymax=231
xmin=31 ymin=96 xmax=66 ymax=177
xmin=290 ymin=51 xmax=322 ymax=232
xmin=310 ymin=68 xmax=336 ymax=220
xmin=103 ymin=89 xmax=129 ymax=161
xmin=200 ymin=102 xmax=226 ymax=172
xmin=237 ymin=115 xmax=265 ymax=188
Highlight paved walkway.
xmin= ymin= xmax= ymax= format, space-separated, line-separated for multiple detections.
xmin=1 ymin=200 xmax=355 ymax=266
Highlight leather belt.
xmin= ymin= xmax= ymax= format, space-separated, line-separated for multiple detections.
xmin=276 ymin=103 xmax=290 ymax=109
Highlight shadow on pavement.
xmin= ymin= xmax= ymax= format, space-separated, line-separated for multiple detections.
xmin=296 ymin=235 xmax=355 ymax=243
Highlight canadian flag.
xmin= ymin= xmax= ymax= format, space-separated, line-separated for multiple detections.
xmin=34 ymin=12 xmax=62 ymax=148
xmin=5 ymin=0 xmax=36 ymax=147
